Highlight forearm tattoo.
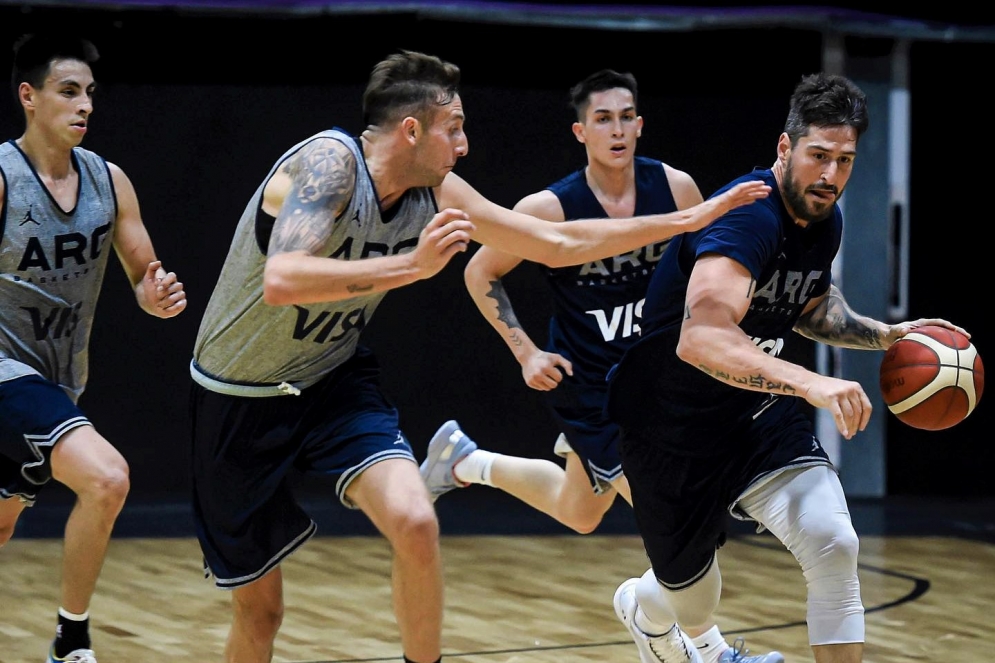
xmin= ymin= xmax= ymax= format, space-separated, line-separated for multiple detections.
xmin=693 ymin=363 xmax=798 ymax=395
xmin=795 ymin=285 xmax=885 ymax=349
xmin=486 ymin=279 xmax=525 ymax=346
xmin=270 ymin=140 xmax=355 ymax=256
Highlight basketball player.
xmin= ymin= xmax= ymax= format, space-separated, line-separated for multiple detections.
xmin=0 ymin=32 xmax=187 ymax=663
xmin=603 ymin=72 xmax=967 ymax=663
xmin=423 ymin=69 xmax=780 ymax=663
xmin=188 ymin=50 xmax=769 ymax=663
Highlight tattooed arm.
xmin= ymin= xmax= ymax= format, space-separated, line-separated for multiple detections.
xmin=794 ymin=284 xmax=970 ymax=349
xmin=464 ymin=190 xmax=573 ymax=391
xmin=261 ymin=138 xmax=474 ymax=306
xmin=678 ymin=254 xmax=872 ymax=439
xmin=793 ymin=285 xmax=890 ymax=349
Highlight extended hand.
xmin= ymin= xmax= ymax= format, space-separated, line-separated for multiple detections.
xmin=716 ymin=180 xmax=771 ymax=213
xmin=688 ymin=180 xmax=771 ymax=232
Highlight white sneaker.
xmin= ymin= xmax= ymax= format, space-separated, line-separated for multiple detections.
xmin=613 ymin=578 xmax=703 ymax=663
xmin=419 ymin=420 xmax=477 ymax=502
xmin=553 ymin=433 xmax=574 ymax=458
xmin=717 ymin=638 xmax=785 ymax=663
xmin=46 ymin=646 xmax=97 ymax=663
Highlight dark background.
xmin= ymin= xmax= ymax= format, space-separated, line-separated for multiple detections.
xmin=1 ymin=4 xmax=991 ymax=537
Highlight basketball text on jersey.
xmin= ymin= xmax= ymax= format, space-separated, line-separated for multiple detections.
xmin=750 ymin=269 xmax=825 ymax=318
xmin=10 ymin=223 xmax=111 ymax=279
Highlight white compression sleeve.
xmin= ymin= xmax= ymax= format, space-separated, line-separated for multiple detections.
xmin=738 ymin=465 xmax=865 ymax=645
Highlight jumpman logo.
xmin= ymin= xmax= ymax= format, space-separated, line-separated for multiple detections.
xmin=351 ymin=208 xmax=362 ymax=227
xmin=19 ymin=208 xmax=39 ymax=226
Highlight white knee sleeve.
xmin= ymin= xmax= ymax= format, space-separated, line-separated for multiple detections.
xmin=636 ymin=560 xmax=722 ymax=630
xmin=739 ymin=466 xmax=865 ymax=645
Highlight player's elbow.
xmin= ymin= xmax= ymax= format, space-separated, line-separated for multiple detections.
xmin=262 ymin=259 xmax=296 ymax=306
xmin=463 ymin=261 xmax=481 ymax=289
xmin=676 ymin=325 xmax=709 ymax=367
xmin=533 ymin=235 xmax=574 ymax=268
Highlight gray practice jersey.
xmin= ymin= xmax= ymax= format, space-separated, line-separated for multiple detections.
xmin=192 ymin=129 xmax=437 ymax=390
xmin=0 ymin=140 xmax=117 ymax=403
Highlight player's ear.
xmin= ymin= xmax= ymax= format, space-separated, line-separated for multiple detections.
xmin=401 ymin=116 xmax=420 ymax=144
xmin=571 ymin=122 xmax=586 ymax=144
xmin=18 ymin=82 xmax=35 ymax=110
xmin=777 ymin=132 xmax=791 ymax=163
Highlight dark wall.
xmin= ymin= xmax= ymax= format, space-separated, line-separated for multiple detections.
xmin=1 ymin=8 xmax=990 ymax=534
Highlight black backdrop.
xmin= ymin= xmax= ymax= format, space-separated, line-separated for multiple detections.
xmin=1 ymin=7 xmax=991 ymax=536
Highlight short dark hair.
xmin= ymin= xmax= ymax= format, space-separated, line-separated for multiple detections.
xmin=362 ymin=50 xmax=461 ymax=127
xmin=11 ymin=31 xmax=99 ymax=104
xmin=784 ymin=72 xmax=869 ymax=145
xmin=569 ymin=69 xmax=638 ymax=121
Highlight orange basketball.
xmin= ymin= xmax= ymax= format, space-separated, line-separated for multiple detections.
xmin=879 ymin=325 xmax=984 ymax=431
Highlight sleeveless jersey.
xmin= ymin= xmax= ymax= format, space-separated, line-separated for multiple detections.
xmin=192 ymin=128 xmax=438 ymax=387
xmin=543 ymin=156 xmax=676 ymax=384
xmin=0 ymin=140 xmax=118 ymax=403
xmin=607 ymin=168 xmax=841 ymax=456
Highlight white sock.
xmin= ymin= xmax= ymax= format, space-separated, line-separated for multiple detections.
xmin=634 ymin=606 xmax=671 ymax=637
xmin=691 ymin=625 xmax=729 ymax=663
xmin=58 ymin=607 xmax=89 ymax=621
xmin=453 ymin=449 xmax=497 ymax=486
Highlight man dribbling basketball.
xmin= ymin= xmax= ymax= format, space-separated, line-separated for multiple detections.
xmin=605 ymin=72 xmax=969 ymax=663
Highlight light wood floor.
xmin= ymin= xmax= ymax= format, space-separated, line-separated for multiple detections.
xmin=1 ymin=533 xmax=992 ymax=662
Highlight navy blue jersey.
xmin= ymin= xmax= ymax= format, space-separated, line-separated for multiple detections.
xmin=608 ymin=168 xmax=841 ymax=455
xmin=543 ymin=156 xmax=677 ymax=384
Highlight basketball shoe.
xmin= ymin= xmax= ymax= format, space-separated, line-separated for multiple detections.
xmin=717 ymin=638 xmax=785 ymax=663
xmin=613 ymin=578 xmax=704 ymax=663
xmin=46 ymin=645 xmax=97 ymax=663
xmin=420 ymin=420 xmax=477 ymax=501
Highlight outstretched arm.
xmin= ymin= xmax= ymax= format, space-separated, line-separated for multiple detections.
xmin=437 ymin=172 xmax=770 ymax=268
xmin=108 ymin=163 xmax=186 ymax=318
xmin=794 ymin=284 xmax=969 ymax=349
xmin=464 ymin=190 xmax=573 ymax=390
xmin=261 ymin=138 xmax=474 ymax=306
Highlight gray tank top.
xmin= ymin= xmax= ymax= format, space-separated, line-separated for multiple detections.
xmin=0 ymin=140 xmax=117 ymax=403
xmin=192 ymin=129 xmax=437 ymax=392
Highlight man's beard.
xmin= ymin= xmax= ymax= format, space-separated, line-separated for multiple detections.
xmin=782 ymin=158 xmax=838 ymax=223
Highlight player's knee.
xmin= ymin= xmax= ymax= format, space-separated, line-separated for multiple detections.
xmin=797 ymin=518 xmax=860 ymax=581
xmin=84 ymin=463 xmax=131 ymax=515
xmin=557 ymin=487 xmax=613 ymax=533
xmin=560 ymin=510 xmax=603 ymax=534
xmin=389 ymin=504 xmax=440 ymax=561
xmin=233 ymin=591 xmax=284 ymax=636
xmin=802 ymin=525 xmax=864 ymax=645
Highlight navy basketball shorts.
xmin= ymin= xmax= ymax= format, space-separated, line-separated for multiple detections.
xmin=0 ymin=374 xmax=91 ymax=504
xmin=620 ymin=398 xmax=832 ymax=589
xmin=545 ymin=377 xmax=622 ymax=494
xmin=188 ymin=347 xmax=416 ymax=589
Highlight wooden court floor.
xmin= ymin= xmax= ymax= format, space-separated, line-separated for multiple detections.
xmin=1 ymin=531 xmax=993 ymax=663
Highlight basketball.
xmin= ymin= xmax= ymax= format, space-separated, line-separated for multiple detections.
xmin=879 ymin=325 xmax=984 ymax=430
